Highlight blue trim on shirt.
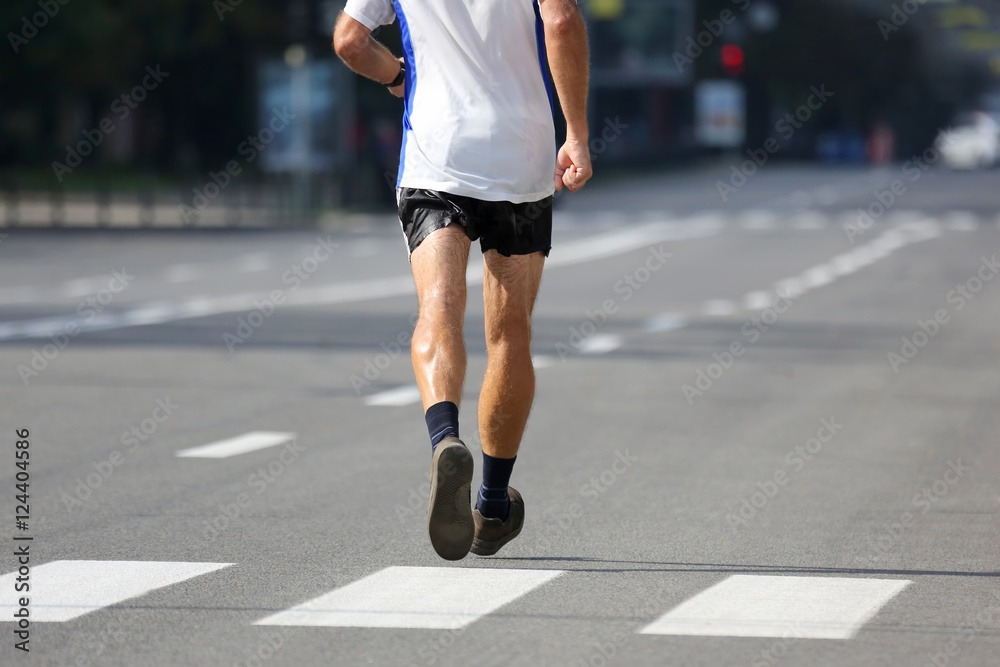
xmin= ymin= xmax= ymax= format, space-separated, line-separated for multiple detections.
xmin=394 ymin=1 xmax=416 ymax=188
xmin=532 ymin=0 xmax=555 ymax=116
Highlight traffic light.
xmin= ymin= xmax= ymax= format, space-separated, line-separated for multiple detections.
xmin=721 ymin=44 xmax=744 ymax=76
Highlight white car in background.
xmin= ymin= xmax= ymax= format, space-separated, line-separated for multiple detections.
xmin=939 ymin=111 xmax=1000 ymax=169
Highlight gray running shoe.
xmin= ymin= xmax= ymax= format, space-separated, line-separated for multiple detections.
xmin=471 ymin=487 xmax=524 ymax=556
xmin=427 ymin=437 xmax=474 ymax=561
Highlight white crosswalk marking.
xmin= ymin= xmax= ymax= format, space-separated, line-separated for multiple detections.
xmin=639 ymin=575 xmax=911 ymax=639
xmin=176 ymin=431 xmax=296 ymax=458
xmin=255 ymin=566 xmax=565 ymax=629
xmin=0 ymin=560 xmax=232 ymax=622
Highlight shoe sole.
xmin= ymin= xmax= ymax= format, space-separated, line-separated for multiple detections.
xmin=427 ymin=442 xmax=474 ymax=561
xmin=471 ymin=523 xmax=522 ymax=557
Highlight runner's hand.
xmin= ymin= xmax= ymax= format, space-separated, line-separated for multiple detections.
xmin=554 ymin=138 xmax=592 ymax=192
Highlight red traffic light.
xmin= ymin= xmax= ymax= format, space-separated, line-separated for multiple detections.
xmin=721 ymin=44 xmax=744 ymax=76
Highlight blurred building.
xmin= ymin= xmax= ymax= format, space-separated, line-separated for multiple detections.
xmin=2 ymin=0 xmax=999 ymax=221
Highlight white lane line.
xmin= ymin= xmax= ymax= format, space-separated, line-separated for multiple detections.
xmin=702 ymin=299 xmax=736 ymax=317
xmin=532 ymin=355 xmax=556 ymax=369
xmin=255 ymin=566 xmax=564 ymax=629
xmin=694 ymin=221 xmax=940 ymax=319
xmin=174 ymin=295 xmax=215 ymax=318
xmin=802 ymin=265 xmax=835 ymax=289
xmin=546 ymin=219 xmax=718 ymax=267
xmin=237 ymin=253 xmax=271 ymax=272
xmin=0 ymin=220 xmax=711 ymax=343
xmin=774 ymin=277 xmax=806 ymax=300
xmin=59 ymin=276 xmax=108 ymax=298
xmin=0 ymin=560 xmax=233 ymax=622
xmin=740 ymin=211 xmax=777 ymax=231
xmin=944 ymin=211 xmax=978 ymax=231
xmin=119 ymin=302 xmax=183 ymax=327
xmin=578 ymin=333 xmax=622 ymax=355
xmin=775 ymin=221 xmax=939 ymax=301
xmin=743 ymin=291 xmax=773 ymax=311
xmin=638 ymin=575 xmax=911 ymax=639
xmin=365 ymin=385 xmax=422 ymax=407
xmin=643 ymin=313 xmax=687 ymax=333
xmin=165 ymin=264 xmax=200 ymax=283
xmin=176 ymin=431 xmax=296 ymax=459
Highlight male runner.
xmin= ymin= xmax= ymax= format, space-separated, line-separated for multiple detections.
xmin=334 ymin=0 xmax=592 ymax=560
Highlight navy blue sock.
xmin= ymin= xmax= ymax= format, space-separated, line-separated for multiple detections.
xmin=425 ymin=401 xmax=459 ymax=452
xmin=477 ymin=453 xmax=516 ymax=521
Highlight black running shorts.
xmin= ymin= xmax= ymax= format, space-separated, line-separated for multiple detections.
xmin=397 ymin=188 xmax=553 ymax=259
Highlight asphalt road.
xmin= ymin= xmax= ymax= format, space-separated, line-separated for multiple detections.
xmin=0 ymin=165 xmax=998 ymax=667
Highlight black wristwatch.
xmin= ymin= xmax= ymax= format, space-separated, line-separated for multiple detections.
xmin=386 ymin=62 xmax=405 ymax=88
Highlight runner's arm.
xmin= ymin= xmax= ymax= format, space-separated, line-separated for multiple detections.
xmin=333 ymin=12 xmax=404 ymax=98
xmin=539 ymin=0 xmax=592 ymax=191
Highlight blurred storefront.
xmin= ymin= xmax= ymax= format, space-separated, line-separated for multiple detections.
xmin=584 ymin=0 xmax=697 ymax=164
